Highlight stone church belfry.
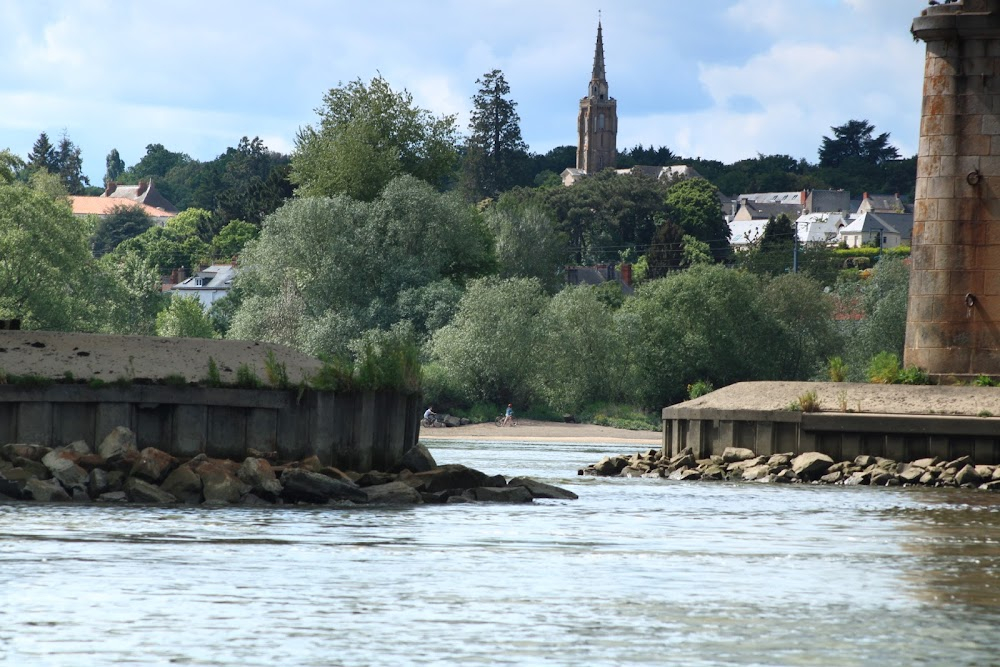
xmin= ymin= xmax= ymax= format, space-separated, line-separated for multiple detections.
xmin=576 ymin=20 xmax=618 ymax=173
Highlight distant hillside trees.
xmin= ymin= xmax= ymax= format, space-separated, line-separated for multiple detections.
xmin=25 ymin=131 xmax=91 ymax=194
xmin=819 ymin=119 xmax=900 ymax=168
xmin=91 ymin=204 xmax=154 ymax=257
xmin=119 ymin=137 xmax=291 ymax=229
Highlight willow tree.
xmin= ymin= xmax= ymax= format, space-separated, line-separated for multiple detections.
xmin=228 ymin=176 xmax=494 ymax=356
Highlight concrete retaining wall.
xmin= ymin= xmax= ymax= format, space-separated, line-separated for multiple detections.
xmin=0 ymin=384 xmax=422 ymax=472
xmin=662 ymin=407 xmax=1000 ymax=464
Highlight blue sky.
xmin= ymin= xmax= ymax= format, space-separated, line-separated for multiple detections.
xmin=0 ymin=0 xmax=924 ymax=185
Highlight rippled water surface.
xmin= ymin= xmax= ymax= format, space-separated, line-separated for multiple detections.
xmin=2 ymin=438 xmax=1000 ymax=666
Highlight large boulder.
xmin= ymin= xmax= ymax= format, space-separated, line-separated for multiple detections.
xmin=791 ymin=452 xmax=834 ymax=480
xmin=408 ymin=464 xmax=494 ymax=493
xmin=667 ymin=448 xmax=696 ymax=471
xmin=238 ymin=458 xmax=282 ymax=500
xmin=24 ymin=478 xmax=71 ymax=502
xmin=11 ymin=458 xmax=50 ymax=480
xmin=355 ymin=471 xmax=397 ymax=487
xmin=98 ymin=426 xmax=138 ymax=463
xmin=195 ymin=460 xmax=249 ymax=504
xmin=0 ymin=467 xmax=27 ymax=499
xmin=364 ymin=481 xmax=423 ymax=504
xmin=898 ymin=465 xmax=926 ymax=484
xmin=507 ymin=477 xmax=578 ymax=500
xmin=124 ymin=478 xmax=177 ymax=504
xmin=396 ymin=443 xmax=437 ymax=473
xmin=955 ymin=464 xmax=983 ymax=487
xmin=741 ymin=464 xmax=771 ymax=481
xmin=130 ymin=447 xmax=178 ymax=484
xmin=318 ymin=467 xmax=356 ymax=485
xmin=41 ymin=450 xmax=89 ymax=495
xmin=161 ymin=464 xmax=204 ymax=504
xmin=280 ymin=468 xmax=367 ymax=504
xmin=64 ymin=440 xmax=92 ymax=456
xmin=462 ymin=486 xmax=534 ymax=503
xmin=87 ymin=468 xmax=111 ymax=499
xmin=722 ymin=447 xmax=756 ymax=463
xmin=1 ymin=443 xmax=51 ymax=463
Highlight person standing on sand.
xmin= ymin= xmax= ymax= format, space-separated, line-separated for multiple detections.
xmin=502 ymin=403 xmax=515 ymax=426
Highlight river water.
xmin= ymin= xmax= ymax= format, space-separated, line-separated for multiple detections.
xmin=1 ymin=438 xmax=999 ymax=666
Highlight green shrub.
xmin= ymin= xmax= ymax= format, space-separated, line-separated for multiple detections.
xmin=687 ymin=380 xmax=714 ymax=399
xmin=897 ymin=365 xmax=930 ymax=385
xmin=310 ymin=355 xmax=356 ymax=393
xmin=12 ymin=374 xmax=53 ymax=389
xmin=797 ymin=390 xmax=821 ymax=412
xmin=205 ymin=357 xmax=222 ymax=387
xmin=974 ymin=374 xmax=997 ymax=387
xmin=466 ymin=402 xmax=498 ymax=424
xmin=867 ymin=352 xmax=900 ymax=384
xmin=235 ymin=364 xmax=262 ymax=389
xmin=163 ymin=373 xmax=187 ymax=387
xmin=351 ymin=326 xmax=422 ymax=393
xmin=264 ymin=350 xmax=290 ymax=389
xmin=828 ymin=357 xmax=847 ymax=382
xmin=579 ymin=402 xmax=659 ymax=430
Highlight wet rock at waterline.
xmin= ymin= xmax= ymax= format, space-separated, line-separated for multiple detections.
xmin=580 ymin=447 xmax=1000 ymax=492
xmin=0 ymin=426 xmax=576 ymax=506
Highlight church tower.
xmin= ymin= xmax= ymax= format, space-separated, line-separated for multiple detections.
xmin=576 ymin=20 xmax=617 ymax=173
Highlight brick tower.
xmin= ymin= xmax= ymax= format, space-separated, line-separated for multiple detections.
xmin=576 ymin=20 xmax=618 ymax=174
xmin=905 ymin=0 xmax=1000 ymax=379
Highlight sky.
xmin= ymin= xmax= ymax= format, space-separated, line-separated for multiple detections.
xmin=0 ymin=0 xmax=926 ymax=185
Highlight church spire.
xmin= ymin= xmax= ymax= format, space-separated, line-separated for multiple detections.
xmin=591 ymin=20 xmax=606 ymax=85
xmin=575 ymin=15 xmax=617 ymax=174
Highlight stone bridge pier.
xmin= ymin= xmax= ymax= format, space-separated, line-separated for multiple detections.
xmin=906 ymin=0 xmax=1000 ymax=379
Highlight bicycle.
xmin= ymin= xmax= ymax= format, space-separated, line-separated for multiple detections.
xmin=495 ymin=414 xmax=517 ymax=427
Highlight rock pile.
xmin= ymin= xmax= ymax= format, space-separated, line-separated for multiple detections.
xmin=0 ymin=427 xmax=578 ymax=505
xmin=580 ymin=446 xmax=1000 ymax=490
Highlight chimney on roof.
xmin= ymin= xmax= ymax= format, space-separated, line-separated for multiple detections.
xmin=103 ymin=182 xmax=116 ymax=196
xmin=863 ymin=192 xmax=869 ymax=199
xmin=137 ymin=179 xmax=148 ymax=196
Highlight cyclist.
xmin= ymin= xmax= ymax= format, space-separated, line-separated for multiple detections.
xmin=502 ymin=403 xmax=515 ymax=427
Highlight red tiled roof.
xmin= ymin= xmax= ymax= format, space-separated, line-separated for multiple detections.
xmin=69 ymin=196 xmax=176 ymax=219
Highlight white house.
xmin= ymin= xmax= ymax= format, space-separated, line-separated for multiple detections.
xmin=795 ymin=212 xmax=854 ymax=245
xmin=170 ymin=264 xmax=236 ymax=308
xmin=839 ymin=211 xmax=914 ymax=249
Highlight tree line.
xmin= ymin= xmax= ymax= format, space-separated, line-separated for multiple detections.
xmin=0 ymin=70 xmax=915 ymax=419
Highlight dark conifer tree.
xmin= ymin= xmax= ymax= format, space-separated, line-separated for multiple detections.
xmin=27 ymin=132 xmax=57 ymax=173
xmin=462 ymin=69 xmax=529 ymax=200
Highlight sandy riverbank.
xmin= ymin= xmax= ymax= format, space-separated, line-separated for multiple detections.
xmin=418 ymin=418 xmax=662 ymax=445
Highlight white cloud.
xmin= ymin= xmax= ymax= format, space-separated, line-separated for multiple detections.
xmin=0 ymin=0 xmax=928 ymax=182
